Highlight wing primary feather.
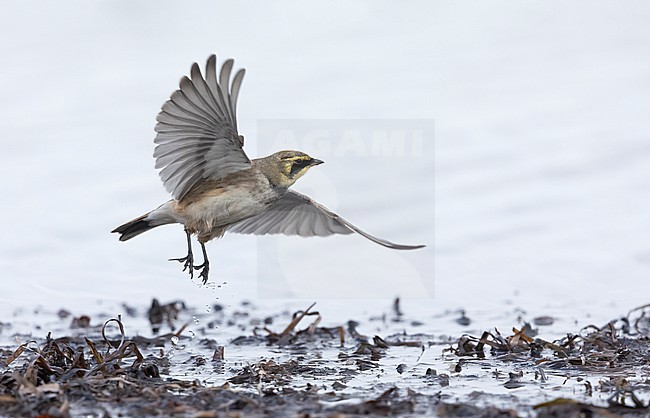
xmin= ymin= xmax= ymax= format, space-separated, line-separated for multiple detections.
xmin=189 ymin=62 xmax=225 ymax=120
xmin=177 ymin=78 xmax=220 ymax=125
xmin=230 ymin=69 xmax=245 ymax=127
xmin=160 ymin=103 xmax=215 ymax=132
xmin=166 ymin=93 xmax=216 ymax=132
xmin=204 ymin=55 xmax=231 ymax=126
xmin=154 ymin=117 xmax=216 ymax=133
xmin=159 ymin=157 xmax=204 ymax=184
xmin=219 ymin=59 xmax=235 ymax=126
xmin=154 ymin=133 xmax=218 ymax=146
xmin=154 ymin=141 xmax=212 ymax=159
xmin=204 ymin=55 xmax=219 ymax=102
xmin=159 ymin=98 xmax=218 ymax=128
xmin=155 ymin=147 xmax=212 ymax=169
xmin=335 ymin=217 xmax=426 ymax=250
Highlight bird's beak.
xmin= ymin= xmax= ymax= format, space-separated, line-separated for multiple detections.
xmin=310 ymin=158 xmax=324 ymax=166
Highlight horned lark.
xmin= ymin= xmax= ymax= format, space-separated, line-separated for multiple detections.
xmin=112 ymin=55 xmax=425 ymax=284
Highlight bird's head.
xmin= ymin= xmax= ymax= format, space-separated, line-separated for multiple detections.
xmin=264 ymin=150 xmax=324 ymax=188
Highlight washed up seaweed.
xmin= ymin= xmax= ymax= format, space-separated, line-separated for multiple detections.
xmin=1 ymin=300 xmax=650 ymax=417
xmin=446 ymin=303 xmax=650 ymax=417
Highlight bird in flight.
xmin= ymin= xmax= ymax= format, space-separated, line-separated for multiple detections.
xmin=112 ymin=55 xmax=425 ymax=284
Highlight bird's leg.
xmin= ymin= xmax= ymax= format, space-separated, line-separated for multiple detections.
xmin=169 ymin=229 xmax=194 ymax=279
xmin=193 ymin=242 xmax=210 ymax=284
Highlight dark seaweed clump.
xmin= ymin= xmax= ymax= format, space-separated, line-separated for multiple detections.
xmin=1 ymin=300 xmax=649 ymax=417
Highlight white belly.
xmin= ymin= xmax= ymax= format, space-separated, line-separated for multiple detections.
xmin=180 ymin=187 xmax=274 ymax=232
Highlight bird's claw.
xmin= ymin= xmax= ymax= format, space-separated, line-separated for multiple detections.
xmin=169 ymin=254 xmax=194 ymax=279
xmin=193 ymin=263 xmax=210 ymax=285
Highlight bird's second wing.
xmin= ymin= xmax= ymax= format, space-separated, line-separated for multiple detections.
xmin=227 ymin=190 xmax=425 ymax=250
xmin=154 ymin=55 xmax=251 ymax=201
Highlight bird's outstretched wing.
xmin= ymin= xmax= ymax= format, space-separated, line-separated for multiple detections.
xmin=227 ymin=190 xmax=425 ymax=250
xmin=154 ymin=55 xmax=251 ymax=201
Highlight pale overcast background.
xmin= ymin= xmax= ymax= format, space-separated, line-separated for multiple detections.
xmin=1 ymin=2 xmax=649 ymax=327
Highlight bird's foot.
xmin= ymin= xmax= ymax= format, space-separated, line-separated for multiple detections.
xmin=194 ymin=262 xmax=210 ymax=285
xmin=169 ymin=253 xmax=194 ymax=279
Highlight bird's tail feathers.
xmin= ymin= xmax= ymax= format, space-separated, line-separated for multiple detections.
xmin=112 ymin=213 xmax=156 ymax=241
xmin=112 ymin=201 xmax=177 ymax=241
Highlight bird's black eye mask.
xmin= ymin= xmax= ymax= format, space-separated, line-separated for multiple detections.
xmin=290 ymin=159 xmax=311 ymax=177
xmin=289 ymin=158 xmax=312 ymax=176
